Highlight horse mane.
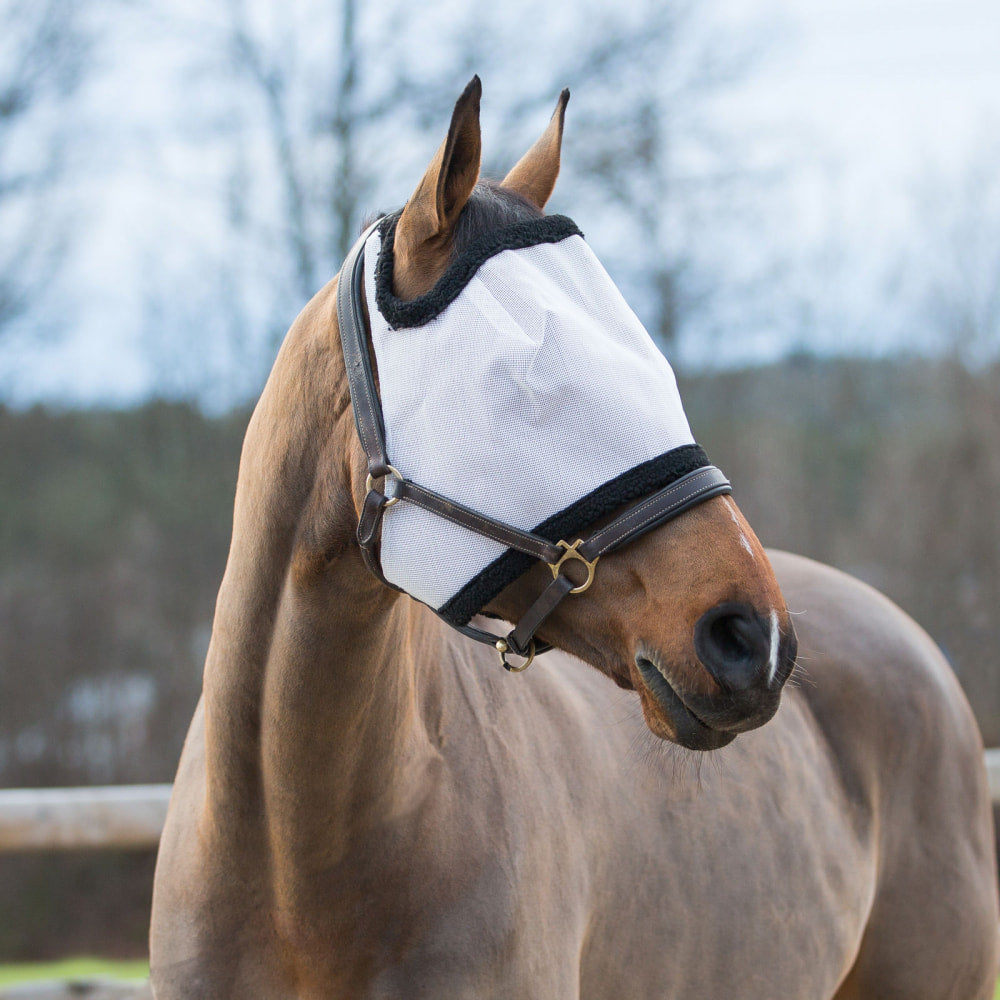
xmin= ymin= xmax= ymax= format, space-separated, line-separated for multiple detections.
xmin=452 ymin=180 xmax=544 ymax=253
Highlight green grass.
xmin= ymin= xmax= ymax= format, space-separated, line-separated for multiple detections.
xmin=0 ymin=961 xmax=996 ymax=995
xmin=0 ymin=958 xmax=148 ymax=986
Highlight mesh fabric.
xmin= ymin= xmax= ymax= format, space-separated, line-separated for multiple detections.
xmin=363 ymin=229 xmax=695 ymax=611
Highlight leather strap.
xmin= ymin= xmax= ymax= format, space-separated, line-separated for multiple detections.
xmin=578 ymin=466 xmax=732 ymax=561
xmin=443 ymin=614 xmax=553 ymax=657
xmin=395 ymin=479 xmax=562 ymax=564
xmin=357 ymin=487 xmax=401 ymax=590
xmin=334 ymin=223 xmax=733 ymax=671
xmin=336 ymin=222 xmax=404 ymax=584
xmin=336 ymin=223 xmax=391 ymax=478
xmin=507 ymin=573 xmax=575 ymax=656
xmin=506 ymin=466 xmax=731 ymax=655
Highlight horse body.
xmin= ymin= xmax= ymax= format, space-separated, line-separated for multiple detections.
xmin=151 ymin=545 xmax=995 ymax=998
xmin=150 ymin=278 xmax=996 ymax=998
xmin=150 ymin=79 xmax=998 ymax=998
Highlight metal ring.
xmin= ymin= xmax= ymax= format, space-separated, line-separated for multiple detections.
xmin=365 ymin=465 xmax=403 ymax=507
xmin=549 ymin=539 xmax=599 ymax=594
xmin=496 ymin=638 xmax=536 ymax=672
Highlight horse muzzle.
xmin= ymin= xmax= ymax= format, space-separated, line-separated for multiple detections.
xmin=635 ymin=606 xmax=798 ymax=750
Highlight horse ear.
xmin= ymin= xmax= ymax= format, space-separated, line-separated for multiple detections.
xmin=393 ymin=76 xmax=482 ymax=295
xmin=500 ymin=89 xmax=569 ymax=211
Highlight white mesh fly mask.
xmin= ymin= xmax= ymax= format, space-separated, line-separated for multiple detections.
xmin=337 ymin=212 xmax=731 ymax=668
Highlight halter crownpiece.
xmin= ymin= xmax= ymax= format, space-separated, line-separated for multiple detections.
xmin=336 ymin=212 xmax=732 ymax=670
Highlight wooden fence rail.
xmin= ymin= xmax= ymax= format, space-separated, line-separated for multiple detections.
xmin=3 ymin=753 xmax=1000 ymax=851
xmin=986 ymin=748 xmax=1000 ymax=807
xmin=0 ymin=784 xmax=171 ymax=851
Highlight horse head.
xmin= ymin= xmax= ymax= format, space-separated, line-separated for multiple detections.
xmin=342 ymin=77 xmax=796 ymax=751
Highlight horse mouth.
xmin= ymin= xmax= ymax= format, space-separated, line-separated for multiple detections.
xmin=635 ymin=655 xmax=737 ymax=751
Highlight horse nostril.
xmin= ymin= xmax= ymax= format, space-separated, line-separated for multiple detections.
xmin=694 ymin=603 xmax=771 ymax=693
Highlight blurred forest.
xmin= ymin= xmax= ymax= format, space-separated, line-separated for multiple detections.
xmin=0 ymin=0 xmax=998 ymax=967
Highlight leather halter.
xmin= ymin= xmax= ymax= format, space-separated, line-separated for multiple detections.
xmin=336 ymin=222 xmax=733 ymax=670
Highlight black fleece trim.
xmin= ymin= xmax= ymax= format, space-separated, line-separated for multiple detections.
xmin=438 ymin=443 xmax=712 ymax=627
xmin=374 ymin=211 xmax=583 ymax=329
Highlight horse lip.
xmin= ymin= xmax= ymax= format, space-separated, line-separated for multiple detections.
xmin=635 ymin=655 xmax=736 ymax=751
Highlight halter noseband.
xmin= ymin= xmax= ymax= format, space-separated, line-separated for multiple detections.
xmin=336 ymin=222 xmax=733 ymax=671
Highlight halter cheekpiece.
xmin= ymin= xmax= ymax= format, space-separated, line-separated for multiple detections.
xmin=336 ymin=212 xmax=732 ymax=671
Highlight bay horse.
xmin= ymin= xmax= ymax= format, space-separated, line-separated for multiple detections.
xmin=150 ymin=78 xmax=999 ymax=998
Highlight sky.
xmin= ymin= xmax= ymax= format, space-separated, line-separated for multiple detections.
xmin=716 ymin=0 xmax=1000 ymax=224
xmin=5 ymin=0 xmax=1000 ymax=406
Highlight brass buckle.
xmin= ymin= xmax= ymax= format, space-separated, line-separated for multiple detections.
xmin=496 ymin=638 xmax=535 ymax=672
xmin=549 ymin=539 xmax=599 ymax=594
xmin=365 ymin=464 xmax=403 ymax=507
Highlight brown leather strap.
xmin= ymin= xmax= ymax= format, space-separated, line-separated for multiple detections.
xmin=507 ymin=573 xmax=575 ymax=656
xmin=357 ymin=487 xmax=401 ymax=590
xmin=336 ymin=223 xmax=391 ymax=479
xmin=394 ymin=479 xmax=562 ymax=564
xmin=443 ymin=614 xmax=553 ymax=657
xmin=336 ymin=223 xmax=400 ymax=582
xmin=579 ymin=466 xmax=732 ymax=561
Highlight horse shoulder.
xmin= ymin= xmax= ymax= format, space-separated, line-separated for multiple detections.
xmin=768 ymin=549 xmax=998 ymax=996
xmin=769 ymin=549 xmax=985 ymax=775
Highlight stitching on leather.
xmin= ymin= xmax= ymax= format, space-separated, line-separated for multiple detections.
xmin=587 ymin=470 xmax=722 ymax=556
xmin=511 ymin=576 xmax=572 ymax=641
xmin=350 ymin=241 xmax=384 ymax=464
xmin=402 ymin=488 xmax=557 ymax=560
xmin=401 ymin=482 xmax=553 ymax=552
xmin=337 ymin=244 xmax=381 ymax=464
xmin=600 ymin=469 xmax=717 ymax=538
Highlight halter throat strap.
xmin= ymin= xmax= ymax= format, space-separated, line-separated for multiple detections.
xmin=335 ymin=222 xmax=732 ymax=670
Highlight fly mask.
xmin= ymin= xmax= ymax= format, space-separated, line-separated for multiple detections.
xmin=337 ymin=211 xmax=732 ymax=670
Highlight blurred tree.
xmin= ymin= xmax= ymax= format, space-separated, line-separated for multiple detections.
xmin=912 ymin=144 xmax=1000 ymax=364
xmin=0 ymin=402 xmax=248 ymax=789
xmin=224 ymin=0 xmax=366 ymax=301
xmin=0 ymin=0 xmax=92 ymax=341
xmin=856 ymin=148 xmax=1000 ymax=740
xmin=180 ymin=0 xmax=770 ymax=393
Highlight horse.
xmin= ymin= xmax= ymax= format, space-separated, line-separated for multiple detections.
xmin=149 ymin=77 xmax=999 ymax=999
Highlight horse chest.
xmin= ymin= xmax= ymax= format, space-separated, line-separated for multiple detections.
xmin=565 ymin=700 xmax=873 ymax=997
xmin=300 ymin=691 xmax=876 ymax=999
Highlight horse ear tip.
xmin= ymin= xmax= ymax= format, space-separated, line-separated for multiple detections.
xmin=462 ymin=75 xmax=483 ymax=106
xmin=555 ymin=88 xmax=570 ymax=120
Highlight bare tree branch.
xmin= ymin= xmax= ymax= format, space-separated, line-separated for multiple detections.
xmin=0 ymin=0 xmax=92 ymax=339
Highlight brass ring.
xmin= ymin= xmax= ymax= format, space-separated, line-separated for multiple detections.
xmin=549 ymin=539 xmax=599 ymax=594
xmin=496 ymin=638 xmax=536 ymax=672
xmin=365 ymin=465 xmax=403 ymax=507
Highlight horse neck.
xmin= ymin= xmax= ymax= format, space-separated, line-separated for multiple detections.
xmin=200 ymin=284 xmax=445 ymax=856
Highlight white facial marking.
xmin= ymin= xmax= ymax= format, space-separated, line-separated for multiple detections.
xmin=724 ymin=498 xmax=755 ymax=560
xmin=767 ymin=609 xmax=780 ymax=686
